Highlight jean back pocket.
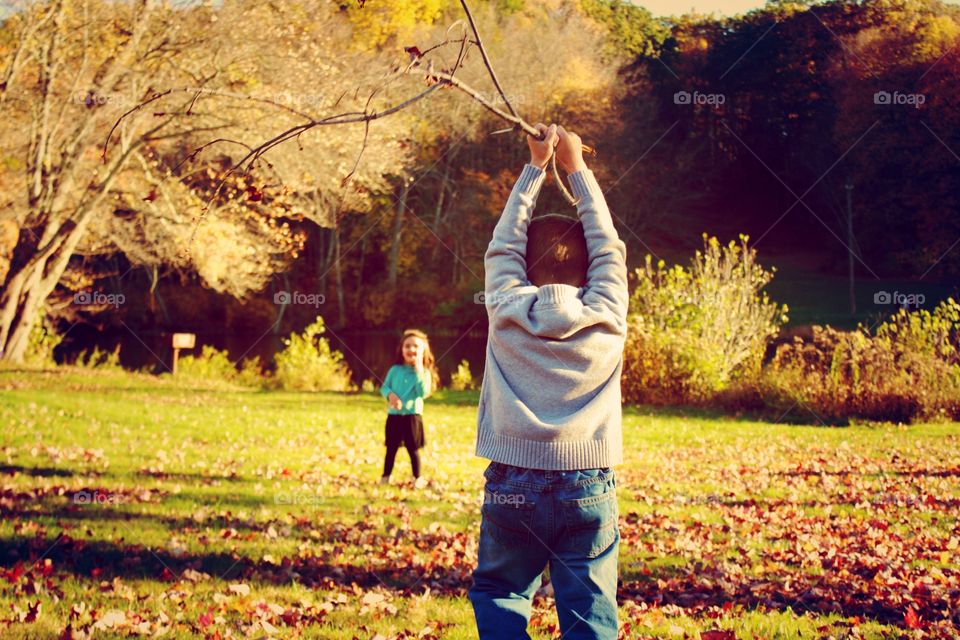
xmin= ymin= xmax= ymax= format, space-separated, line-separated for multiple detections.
xmin=482 ymin=485 xmax=536 ymax=547
xmin=559 ymin=489 xmax=618 ymax=558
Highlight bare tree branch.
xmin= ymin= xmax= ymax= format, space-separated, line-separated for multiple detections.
xmin=458 ymin=0 xmax=518 ymax=119
xmin=102 ymin=0 xmax=592 ymax=229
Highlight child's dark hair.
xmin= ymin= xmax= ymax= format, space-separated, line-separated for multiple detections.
xmin=526 ymin=213 xmax=588 ymax=287
xmin=392 ymin=328 xmax=441 ymax=392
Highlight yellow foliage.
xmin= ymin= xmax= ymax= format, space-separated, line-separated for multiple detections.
xmin=910 ymin=15 xmax=960 ymax=61
xmin=345 ymin=0 xmax=453 ymax=50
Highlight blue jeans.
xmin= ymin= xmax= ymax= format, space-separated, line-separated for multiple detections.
xmin=469 ymin=461 xmax=620 ymax=640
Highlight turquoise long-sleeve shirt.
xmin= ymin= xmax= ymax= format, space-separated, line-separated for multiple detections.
xmin=380 ymin=364 xmax=433 ymax=415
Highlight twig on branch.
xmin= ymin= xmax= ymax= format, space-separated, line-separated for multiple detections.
xmin=102 ymin=86 xmax=319 ymax=162
xmin=341 ymin=119 xmax=370 ymax=188
xmin=415 ymin=64 xmax=578 ymax=205
xmin=458 ymin=0 xmax=518 ymax=119
xmin=338 ymin=30 xmax=470 ymax=193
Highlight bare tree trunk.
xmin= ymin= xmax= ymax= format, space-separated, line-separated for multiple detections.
xmin=451 ymin=234 xmax=461 ymax=286
xmin=147 ymin=265 xmax=171 ymax=325
xmin=0 ymin=0 xmax=158 ymax=362
xmin=356 ymin=232 xmax=367 ymax=291
xmin=0 ymin=211 xmax=94 ymax=361
xmin=272 ymin=272 xmax=290 ymax=336
xmin=0 ymin=124 xmax=160 ymax=362
xmin=845 ymin=178 xmax=856 ymax=317
xmin=387 ymin=178 xmax=411 ymax=289
xmin=333 ymin=222 xmax=346 ymax=328
xmin=315 ymin=222 xmax=326 ymax=293
xmin=429 ymin=163 xmax=451 ymax=264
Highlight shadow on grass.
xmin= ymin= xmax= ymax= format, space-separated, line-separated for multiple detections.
xmin=0 ymin=522 xmax=465 ymax=592
xmin=616 ymin=559 xmax=927 ymax=626
xmin=1 ymin=526 xmax=949 ymax=626
xmin=136 ymin=470 xmax=244 ymax=483
xmin=2 ymin=499 xmax=407 ymax=537
xmin=0 ymin=465 xmax=75 ymax=477
xmin=775 ymin=469 xmax=960 ymax=478
xmin=0 ymin=504 xmax=267 ymax=532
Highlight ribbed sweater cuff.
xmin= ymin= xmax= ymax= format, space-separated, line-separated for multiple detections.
xmin=535 ymin=283 xmax=578 ymax=307
xmin=568 ymin=169 xmax=603 ymax=202
xmin=516 ymin=163 xmax=546 ymax=196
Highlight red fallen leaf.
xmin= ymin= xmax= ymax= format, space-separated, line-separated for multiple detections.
xmin=24 ymin=600 xmax=41 ymax=623
xmin=144 ymin=189 xmax=158 ymax=202
xmin=904 ymin=606 xmax=921 ymax=629
xmin=159 ymin=567 xmax=174 ymax=581
xmin=91 ymin=567 xmax=103 ymax=579
xmin=911 ymin=579 xmax=930 ymax=597
xmin=198 ymin=612 xmax=214 ymax=629
xmin=4 ymin=562 xmax=24 ymax=583
xmin=701 ymin=631 xmax=735 ymax=640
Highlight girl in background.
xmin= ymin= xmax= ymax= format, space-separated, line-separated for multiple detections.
xmin=379 ymin=329 xmax=440 ymax=489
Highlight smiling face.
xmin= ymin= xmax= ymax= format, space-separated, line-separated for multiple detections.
xmin=402 ymin=336 xmax=425 ymax=366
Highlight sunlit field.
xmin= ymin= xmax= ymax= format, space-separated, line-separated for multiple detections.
xmin=1 ymin=368 xmax=957 ymax=639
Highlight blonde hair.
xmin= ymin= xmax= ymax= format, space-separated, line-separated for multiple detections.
xmin=392 ymin=328 xmax=441 ymax=393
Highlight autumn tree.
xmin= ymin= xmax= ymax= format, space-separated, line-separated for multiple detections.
xmin=0 ymin=0 xmax=413 ymax=362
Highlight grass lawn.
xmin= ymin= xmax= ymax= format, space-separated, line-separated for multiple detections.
xmin=1 ymin=366 xmax=958 ymax=639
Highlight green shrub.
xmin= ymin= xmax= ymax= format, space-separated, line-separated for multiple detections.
xmin=623 ymin=234 xmax=788 ymax=404
xmin=272 ymin=316 xmax=353 ymax=391
xmin=76 ymin=345 xmax=122 ymax=370
xmin=762 ymin=299 xmax=960 ymax=424
xmin=449 ymin=358 xmax=476 ymax=391
xmin=177 ymin=345 xmax=236 ymax=379
xmin=22 ymin=309 xmax=62 ymax=367
xmin=176 ymin=345 xmax=264 ymax=388
xmin=236 ymin=356 xmax=266 ymax=388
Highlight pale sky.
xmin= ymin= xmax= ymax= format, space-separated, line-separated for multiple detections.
xmin=633 ymin=0 xmax=960 ymax=17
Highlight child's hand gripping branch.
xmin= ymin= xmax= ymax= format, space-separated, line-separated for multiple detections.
xmin=554 ymin=124 xmax=588 ymax=175
xmin=527 ymin=122 xmax=588 ymax=174
xmin=526 ymin=122 xmax=559 ymax=170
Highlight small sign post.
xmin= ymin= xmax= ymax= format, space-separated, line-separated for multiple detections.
xmin=171 ymin=333 xmax=196 ymax=374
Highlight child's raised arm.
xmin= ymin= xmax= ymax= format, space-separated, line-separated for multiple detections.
xmin=556 ymin=125 xmax=629 ymax=329
xmin=483 ymin=124 xmax=559 ymax=307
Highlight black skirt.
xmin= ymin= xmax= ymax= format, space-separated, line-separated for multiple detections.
xmin=385 ymin=413 xmax=425 ymax=450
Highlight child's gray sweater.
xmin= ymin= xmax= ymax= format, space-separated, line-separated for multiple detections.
xmin=475 ymin=163 xmax=629 ymax=471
